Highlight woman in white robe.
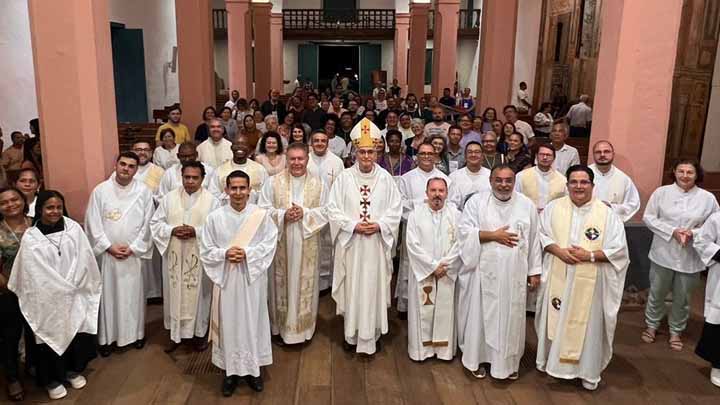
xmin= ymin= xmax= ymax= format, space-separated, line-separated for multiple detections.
xmin=9 ymin=191 xmax=101 ymax=400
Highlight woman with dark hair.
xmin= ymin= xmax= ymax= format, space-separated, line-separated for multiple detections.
xmin=241 ymin=114 xmax=263 ymax=150
xmin=642 ymin=160 xmax=720 ymax=352
xmin=378 ymin=130 xmax=414 ymax=176
xmin=255 ymin=132 xmax=286 ymax=176
xmin=153 ymin=128 xmax=180 ymax=169
xmin=290 ymin=124 xmax=307 ymax=144
xmin=504 ymin=132 xmax=532 ymax=173
xmin=0 ymin=187 xmax=31 ymax=401
xmin=497 ymin=121 xmax=515 ymax=154
xmin=8 ymin=190 xmax=101 ymax=400
xmin=219 ymin=106 xmax=239 ymax=140
xmin=279 ymin=111 xmax=296 ymax=140
xmin=480 ymin=107 xmax=497 ymax=133
xmin=248 ymin=98 xmax=260 ymax=113
xmin=194 ymin=106 xmax=217 ymax=143
xmin=533 ymin=102 xmax=554 ymax=136
xmin=429 ymin=135 xmax=450 ymax=175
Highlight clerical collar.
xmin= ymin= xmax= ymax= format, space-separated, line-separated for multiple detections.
xmin=36 ymin=218 xmax=65 ymax=235
xmin=229 ymin=203 xmax=248 ymax=214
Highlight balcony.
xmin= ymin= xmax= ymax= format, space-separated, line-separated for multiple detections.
xmin=212 ymin=8 xmax=480 ymax=40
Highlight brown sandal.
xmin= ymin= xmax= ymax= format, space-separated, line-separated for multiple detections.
xmin=7 ymin=380 xmax=24 ymax=402
xmin=641 ymin=328 xmax=656 ymax=343
xmin=669 ymin=334 xmax=683 ymax=351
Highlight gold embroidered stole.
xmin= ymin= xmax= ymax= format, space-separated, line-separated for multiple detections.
xmin=547 ymin=197 xmax=607 ymax=362
xmin=209 ymin=207 xmax=267 ymax=343
xmin=270 ymin=171 xmax=322 ymax=334
xmin=217 ymin=160 xmax=264 ymax=193
xmin=166 ymin=189 xmax=214 ymax=322
xmin=143 ymin=164 xmax=165 ymax=192
xmin=519 ymin=168 xmax=566 ymax=206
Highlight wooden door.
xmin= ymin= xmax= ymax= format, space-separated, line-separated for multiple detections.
xmin=111 ymin=25 xmax=149 ymax=123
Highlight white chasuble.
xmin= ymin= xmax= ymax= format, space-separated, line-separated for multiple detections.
xmin=307 ymin=151 xmax=345 ymax=291
xmin=150 ymin=188 xmax=219 ymax=342
xmin=199 ymin=204 xmax=278 ymax=377
xmin=448 ymin=166 xmax=492 ymax=210
xmin=197 ymin=138 xmax=233 ymax=168
xmin=515 ymin=166 xmax=567 ymax=210
xmin=405 ymin=204 xmax=461 ymax=361
xmin=396 ymin=167 xmax=453 ymax=312
xmin=85 ymin=179 xmax=155 ymax=347
xmin=259 ymin=171 xmax=328 ymax=343
xmin=209 ymin=159 xmax=268 ymax=205
xmin=9 ymin=218 xmax=101 ymax=355
xmin=589 ymin=164 xmax=641 ymax=222
xmin=327 ymin=164 xmax=402 ymax=354
xmin=535 ymin=197 xmax=628 ymax=384
xmin=693 ymin=212 xmax=720 ymax=324
xmin=457 ymin=191 xmax=542 ymax=379
xmin=158 ymin=162 xmax=215 ymax=200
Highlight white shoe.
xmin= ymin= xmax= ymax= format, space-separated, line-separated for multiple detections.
xmin=508 ymin=372 xmax=519 ymax=380
xmin=66 ymin=373 xmax=87 ymax=389
xmin=47 ymin=383 xmax=67 ymax=400
xmin=711 ymin=368 xmax=720 ymax=388
xmin=581 ymin=380 xmax=599 ymax=391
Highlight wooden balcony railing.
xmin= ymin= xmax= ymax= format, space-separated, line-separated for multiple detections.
xmin=213 ymin=9 xmax=227 ymax=31
xmin=282 ymin=9 xmax=395 ymax=31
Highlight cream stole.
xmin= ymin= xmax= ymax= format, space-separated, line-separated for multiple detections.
xmin=216 ymin=160 xmax=264 ymax=193
xmin=417 ymin=208 xmax=456 ymax=347
xmin=547 ymin=197 xmax=608 ymax=361
xmin=519 ymin=168 xmax=565 ymax=206
xmin=208 ymin=207 xmax=268 ymax=343
xmin=270 ymin=172 xmax=323 ymax=334
xmin=142 ymin=164 xmax=165 ymax=192
xmin=166 ymin=189 xmax=214 ymax=322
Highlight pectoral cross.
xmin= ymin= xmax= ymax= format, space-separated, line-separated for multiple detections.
xmin=360 ymin=185 xmax=370 ymax=197
xmin=360 ymin=199 xmax=370 ymax=209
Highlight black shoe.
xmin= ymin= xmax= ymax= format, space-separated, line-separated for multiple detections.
xmin=245 ymin=375 xmax=264 ymax=392
xmin=272 ymin=335 xmax=286 ymax=347
xmin=164 ymin=341 xmax=180 ymax=353
xmin=194 ymin=337 xmax=209 ymax=352
xmin=397 ymin=311 xmax=407 ymax=321
xmin=221 ymin=376 xmax=237 ymax=397
xmin=342 ymin=341 xmax=356 ymax=353
xmin=134 ymin=339 xmax=146 ymax=350
xmin=98 ymin=345 xmax=112 ymax=357
xmin=376 ymin=339 xmax=383 ymax=353
xmin=319 ymin=288 xmax=331 ymax=297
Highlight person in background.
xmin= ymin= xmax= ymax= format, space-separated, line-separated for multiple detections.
xmin=240 ymin=115 xmax=263 ymax=151
xmin=219 ymin=107 xmax=238 ymax=141
xmin=479 ymin=108 xmax=497 ymax=134
xmin=253 ymin=111 xmax=267 ymax=133
xmin=458 ymin=114 xmax=482 ymax=150
xmin=155 ymin=106 xmax=191 ymax=145
xmin=548 ymin=119 xmax=580 ymax=175
xmin=405 ymin=118 xmax=426 ymax=161
xmin=290 ymin=123 xmax=308 ymax=144
xmin=378 ymin=130 xmax=414 ymax=177
xmin=389 ymin=79 xmax=401 ymax=98
xmin=255 ymin=132 xmax=287 ymax=176
xmin=446 ymin=126 xmax=465 ymax=172
xmin=15 ymin=168 xmax=40 ymax=217
xmin=21 ymin=138 xmax=42 ymax=185
xmin=153 ymin=128 xmax=180 ymax=170
xmin=424 ymin=107 xmax=451 ymax=140
xmin=503 ymin=105 xmax=534 ymax=146
xmin=439 ymin=88 xmax=456 ymax=116
xmin=479 ymin=132 xmax=505 ymax=170
xmin=565 ymin=95 xmax=593 ymax=137
xmin=516 ymin=82 xmax=532 ymax=114
xmin=260 ymin=89 xmax=286 ymax=122
xmin=233 ymin=98 xmax=252 ymax=122
xmin=1 ymin=131 xmax=25 ymax=173
xmin=505 ymin=133 xmax=532 ymax=174
xmin=534 ymin=102 xmax=554 ymax=137
xmin=194 ymin=106 xmax=217 ymax=143
xmin=225 ymin=90 xmax=240 ymax=111
xmin=457 ymin=88 xmax=475 ymax=116
xmin=429 ymin=135 xmax=451 ymax=175
xmin=248 ymin=99 xmax=260 ymax=113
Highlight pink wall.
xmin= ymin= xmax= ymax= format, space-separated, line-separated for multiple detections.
xmin=476 ymin=0 xmax=518 ymax=112
xmin=590 ymin=0 xmax=683 ymax=219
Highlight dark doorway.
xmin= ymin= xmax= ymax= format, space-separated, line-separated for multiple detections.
xmin=110 ymin=22 xmax=149 ymax=123
xmin=318 ymin=45 xmax=359 ymax=94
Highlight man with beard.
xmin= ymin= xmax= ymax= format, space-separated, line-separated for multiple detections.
xmin=588 ymin=140 xmax=640 ymax=222
xmin=197 ymin=118 xmax=233 ymax=169
xmin=327 ymin=118 xmax=402 ymax=355
xmin=515 ymin=144 xmax=566 ymax=213
xmin=424 ymin=107 xmax=451 ymax=140
xmin=85 ymin=152 xmax=155 ymax=356
xmin=457 ymin=164 xmax=542 ymax=380
xmin=479 ymin=132 xmax=505 ymax=170
xmin=260 ymin=88 xmax=286 ymax=122
xmin=405 ymin=177 xmax=461 ymax=361
xmin=448 ymin=141 xmax=491 ymax=210
xmin=155 ymin=106 xmax=191 ymax=144
xmin=535 ymin=165 xmax=629 ymax=391
xmin=307 ymin=131 xmax=345 ymax=292
xmin=259 ymin=143 xmax=328 ymax=345
xmin=158 ymin=142 xmax=215 ymax=199
xmin=209 ymin=135 xmax=268 ymax=204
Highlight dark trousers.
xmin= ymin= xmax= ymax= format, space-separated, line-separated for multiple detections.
xmin=0 ymin=292 xmax=23 ymax=381
xmin=34 ymin=333 xmax=96 ymax=387
xmin=570 ymin=126 xmax=589 ymax=137
xmin=696 ymin=322 xmax=720 ymax=368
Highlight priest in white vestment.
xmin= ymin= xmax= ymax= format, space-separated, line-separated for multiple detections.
xmin=85 ymin=152 xmax=155 ymax=355
xmin=10 ymin=191 xmax=100 ymax=399
xmin=200 ymin=170 xmax=277 ymax=396
xmin=406 ymin=177 xmax=461 ymax=361
xmin=151 ymin=162 xmax=220 ymax=352
xmin=209 ymin=135 xmax=268 ymax=205
xmin=130 ymin=142 xmax=165 ymax=300
xmin=458 ymin=165 xmax=542 ymax=380
xmin=197 ymin=119 xmax=233 ymax=169
xmin=448 ymin=141 xmax=491 ymax=210
xmin=396 ymin=142 xmax=453 ymax=314
xmin=693 ymin=212 xmax=720 ymax=387
xmin=589 ymin=141 xmax=640 ymax=222
xmin=535 ymin=165 xmax=629 ymax=391
xmin=158 ymin=142 xmax=215 ymax=200
xmin=327 ymin=118 xmax=402 ymax=355
xmin=307 ymin=130 xmax=345 ymax=291
xmin=259 ymin=143 xmax=329 ymax=344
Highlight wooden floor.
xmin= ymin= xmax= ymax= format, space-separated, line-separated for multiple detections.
xmin=5 ymin=287 xmax=720 ymax=404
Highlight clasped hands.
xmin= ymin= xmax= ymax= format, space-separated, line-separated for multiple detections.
xmin=284 ymin=203 xmax=304 ymax=224
xmin=225 ymin=247 xmax=246 ymax=264
xmin=354 ymin=221 xmax=380 ymax=235
xmin=554 ymin=245 xmax=593 ymax=264
xmin=107 ymin=244 xmax=133 ymax=260
xmin=433 ymin=263 xmax=448 ymax=279
xmin=171 ymin=224 xmax=196 ymax=240
xmin=672 ymin=228 xmax=693 ymax=247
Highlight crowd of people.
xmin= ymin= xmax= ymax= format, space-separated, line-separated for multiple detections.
xmin=0 ymin=84 xmax=718 ymax=402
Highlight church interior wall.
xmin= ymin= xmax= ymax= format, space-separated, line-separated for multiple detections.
xmin=701 ymin=36 xmax=720 ymax=172
xmin=0 ymin=0 xmax=37 ymax=144
xmin=513 ymin=0 xmax=542 ymax=103
xmin=214 ymin=38 xmax=230 ymax=93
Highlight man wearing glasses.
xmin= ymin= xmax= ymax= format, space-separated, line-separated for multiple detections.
xmin=479 ymin=132 xmax=505 ymax=170
xmin=515 ymin=144 xmax=567 ymax=213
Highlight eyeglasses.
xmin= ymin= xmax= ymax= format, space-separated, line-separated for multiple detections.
xmin=568 ymin=180 xmax=592 ymax=186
